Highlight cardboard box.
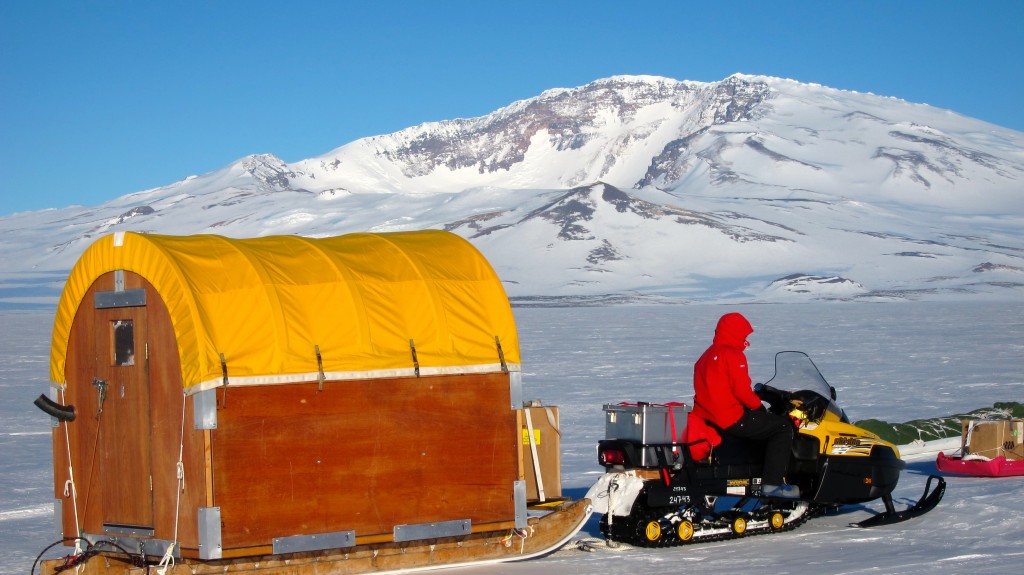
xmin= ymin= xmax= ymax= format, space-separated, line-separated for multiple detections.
xmin=603 ymin=402 xmax=689 ymax=467
xmin=519 ymin=405 xmax=562 ymax=501
xmin=962 ymin=419 xmax=1024 ymax=460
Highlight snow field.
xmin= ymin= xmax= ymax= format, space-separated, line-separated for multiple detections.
xmin=2 ymin=301 xmax=1022 ymax=574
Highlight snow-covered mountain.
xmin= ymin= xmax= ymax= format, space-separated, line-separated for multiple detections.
xmin=2 ymin=74 xmax=1023 ymax=306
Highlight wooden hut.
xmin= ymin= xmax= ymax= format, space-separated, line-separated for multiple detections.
xmin=45 ymin=229 xmax=558 ymax=564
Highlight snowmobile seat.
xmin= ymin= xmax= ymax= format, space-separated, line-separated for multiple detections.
xmin=711 ymin=429 xmax=764 ymax=464
xmin=689 ymin=461 xmax=763 ymax=480
xmin=688 ymin=432 xmax=764 ymax=479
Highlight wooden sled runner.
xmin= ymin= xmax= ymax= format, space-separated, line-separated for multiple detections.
xmin=39 ymin=499 xmax=592 ymax=575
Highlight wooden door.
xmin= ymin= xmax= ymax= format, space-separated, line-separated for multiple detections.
xmin=93 ymin=303 xmax=154 ymax=533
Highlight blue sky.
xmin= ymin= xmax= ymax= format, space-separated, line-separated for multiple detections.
xmin=1 ymin=0 xmax=1021 ymax=216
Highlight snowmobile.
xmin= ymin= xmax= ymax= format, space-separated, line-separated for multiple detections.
xmin=587 ymin=351 xmax=946 ymax=547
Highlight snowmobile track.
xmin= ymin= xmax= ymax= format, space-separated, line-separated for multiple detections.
xmin=603 ymin=499 xmax=820 ymax=548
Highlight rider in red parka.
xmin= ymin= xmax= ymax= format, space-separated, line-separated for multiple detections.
xmin=692 ymin=312 xmax=799 ymax=499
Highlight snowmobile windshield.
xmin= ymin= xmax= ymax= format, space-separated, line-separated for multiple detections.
xmin=764 ymin=351 xmax=848 ymax=423
xmin=764 ymin=351 xmax=831 ymax=396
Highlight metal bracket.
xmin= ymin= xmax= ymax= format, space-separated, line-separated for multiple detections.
xmin=44 ymin=384 xmax=65 ymax=425
xmin=394 ymin=518 xmax=471 ymax=542
xmin=219 ymin=353 xmax=229 ymax=386
xmin=273 ymin=530 xmax=355 ymax=554
xmin=514 ymin=480 xmax=527 ymax=529
xmin=103 ymin=523 xmax=155 ymax=537
xmin=95 ymin=288 xmax=146 ymax=309
xmin=53 ymin=499 xmax=63 ymax=540
xmin=198 ymin=507 xmax=222 ymax=560
xmin=495 ymin=336 xmax=508 ymax=373
xmin=193 ymin=388 xmax=218 ymax=430
xmin=509 ymin=371 xmax=523 ymax=410
xmin=315 ymin=344 xmax=325 ymax=391
xmin=409 ymin=339 xmax=420 ymax=377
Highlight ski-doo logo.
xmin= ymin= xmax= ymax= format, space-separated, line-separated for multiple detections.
xmin=830 ymin=436 xmax=872 ymax=455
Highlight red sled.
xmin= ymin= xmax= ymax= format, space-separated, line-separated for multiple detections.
xmin=936 ymin=452 xmax=1024 ymax=477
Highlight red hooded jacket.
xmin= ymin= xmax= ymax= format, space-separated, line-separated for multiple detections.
xmin=692 ymin=312 xmax=763 ymax=429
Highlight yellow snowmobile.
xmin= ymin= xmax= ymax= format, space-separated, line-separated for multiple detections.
xmin=589 ymin=351 xmax=945 ymax=547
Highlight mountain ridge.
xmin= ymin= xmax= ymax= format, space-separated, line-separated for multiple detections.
xmin=1 ymin=73 xmax=1022 ymax=307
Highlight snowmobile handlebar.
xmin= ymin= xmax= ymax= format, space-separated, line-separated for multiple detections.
xmin=753 ymin=382 xmax=790 ymax=409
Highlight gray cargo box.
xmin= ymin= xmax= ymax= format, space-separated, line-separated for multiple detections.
xmin=603 ymin=402 xmax=690 ymax=467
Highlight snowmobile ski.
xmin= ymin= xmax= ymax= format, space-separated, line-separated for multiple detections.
xmin=855 ymin=473 xmax=946 ymax=528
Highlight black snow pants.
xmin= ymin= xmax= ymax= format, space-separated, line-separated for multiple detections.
xmin=724 ymin=408 xmax=794 ymax=486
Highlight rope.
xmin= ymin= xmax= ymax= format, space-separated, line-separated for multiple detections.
xmin=79 ymin=386 xmax=107 ymax=529
xmin=59 ymin=388 xmax=83 ymax=554
xmin=605 ymin=474 xmax=621 ymax=548
xmin=32 ymin=537 xmax=147 ymax=575
xmin=499 ymin=527 xmax=531 ymax=553
xmin=157 ymin=390 xmax=188 ymax=575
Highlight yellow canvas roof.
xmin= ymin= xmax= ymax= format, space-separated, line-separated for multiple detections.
xmin=50 ymin=230 xmax=520 ymax=393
